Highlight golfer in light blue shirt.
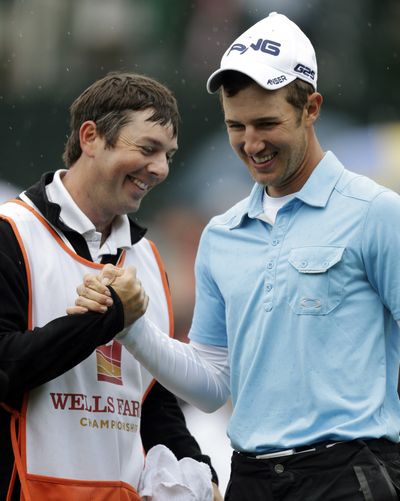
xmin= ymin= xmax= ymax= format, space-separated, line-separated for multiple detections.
xmin=73 ymin=11 xmax=400 ymax=500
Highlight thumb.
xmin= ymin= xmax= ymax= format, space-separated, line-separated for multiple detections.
xmin=100 ymin=264 xmax=123 ymax=286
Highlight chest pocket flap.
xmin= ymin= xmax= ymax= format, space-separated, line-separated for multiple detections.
xmin=288 ymin=246 xmax=345 ymax=274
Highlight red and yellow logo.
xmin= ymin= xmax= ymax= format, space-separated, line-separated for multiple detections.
xmin=96 ymin=341 xmax=123 ymax=385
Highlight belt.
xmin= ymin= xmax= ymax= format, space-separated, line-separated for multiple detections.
xmin=241 ymin=441 xmax=343 ymax=460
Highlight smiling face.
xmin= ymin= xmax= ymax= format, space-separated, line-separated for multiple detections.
xmin=65 ymin=108 xmax=178 ymax=231
xmin=222 ymin=83 xmax=322 ymax=197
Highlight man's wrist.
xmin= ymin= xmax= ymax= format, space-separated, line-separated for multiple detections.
xmin=115 ymin=315 xmax=145 ymax=341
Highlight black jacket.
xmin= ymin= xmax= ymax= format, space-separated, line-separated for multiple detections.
xmin=0 ymin=172 xmax=216 ymax=499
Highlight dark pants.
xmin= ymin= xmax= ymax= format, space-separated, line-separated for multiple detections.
xmin=225 ymin=439 xmax=400 ymax=501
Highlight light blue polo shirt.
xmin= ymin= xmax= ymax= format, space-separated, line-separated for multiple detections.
xmin=189 ymin=151 xmax=400 ymax=453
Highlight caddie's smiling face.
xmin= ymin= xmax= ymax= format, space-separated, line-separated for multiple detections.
xmin=222 ymin=83 xmax=319 ymax=197
xmin=85 ymin=108 xmax=177 ymax=220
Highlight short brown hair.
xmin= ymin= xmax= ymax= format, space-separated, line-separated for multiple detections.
xmin=63 ymin=72 xmax=180 ymax=167
xmin=219 ymin=70 xmax=314 ymax=113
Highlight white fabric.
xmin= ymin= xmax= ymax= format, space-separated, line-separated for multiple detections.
xmin=45 ymin=170 xmax=131 ymax=261
xmin=139 ymin=445 xmax=212 ymax=501
xmin=207 ymin=12 xmax=317 ymax=93
xmin=257 ymin=189 xmax=296 ymax=225
xmin=117 ymin=317 xmax=230 ymax=413
xmin=0 ymin=200 xmax=171 ymax=492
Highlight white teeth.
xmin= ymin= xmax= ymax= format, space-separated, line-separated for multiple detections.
xmin=253 ymin=152 xmax=277 ymax=164
xmin=128 ymin=176 xmax=148 ymax=190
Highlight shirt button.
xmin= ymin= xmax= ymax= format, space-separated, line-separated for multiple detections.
xmin=267 ymin=262 xmax=274 ymax=269
xmin=274 ymin=463 xmax=285 ymax=474
xmin=300 ymin=261 xmax=308 ymax=268
xmin=265 ymin=284 xmax=273 ymax=292
xmin=271 ymin=239 xmax=280 ymax=246
xmin=264 ymin=302 xmax=273 ymax=312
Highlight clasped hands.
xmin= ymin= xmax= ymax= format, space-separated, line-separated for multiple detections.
xmin=66 ymin=264 xmax=148 ymax=327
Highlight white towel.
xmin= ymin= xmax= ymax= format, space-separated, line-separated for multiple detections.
xmin=139 ymin=444 xmax=213 ymax=501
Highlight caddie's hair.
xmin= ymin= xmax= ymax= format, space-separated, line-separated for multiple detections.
xmin=219 ymin=70 xmax=314 ymax=113
xmin=62 ymin=72 xmax=180 ymax=167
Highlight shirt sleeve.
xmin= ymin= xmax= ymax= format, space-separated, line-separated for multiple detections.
xmin=117 ymin=316 xmax=230 ymax=413
xmin=188 ymin=226 xmax=228 ymax=347
xmin=0 ymin=219 xmax=125 ymax=402
xmin=361 ymin=190 xmax=400 ymax=321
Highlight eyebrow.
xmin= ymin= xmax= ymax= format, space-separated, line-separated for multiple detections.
xmin=225 ymin=116 xmax=280 ymax=125
xmin=121 ymin=135 xmax=178 ymax=155
xmin=143 ymin=137 xmax=178 ymax=152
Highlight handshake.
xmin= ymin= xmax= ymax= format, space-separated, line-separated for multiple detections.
xmin=67 ymin=264 xmax=148 ymax=327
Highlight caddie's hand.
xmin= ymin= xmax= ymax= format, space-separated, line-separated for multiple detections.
xmin=98 ymin=263 xmax=124 ymax=286
xmin=67 ymin=264 xmax=123 ymax=315
xmin=67 ymin=265 xmax=148 ymax=327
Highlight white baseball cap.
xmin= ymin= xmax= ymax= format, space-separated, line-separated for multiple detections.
xmin=206 ymin=12 xmax=317 ymax=93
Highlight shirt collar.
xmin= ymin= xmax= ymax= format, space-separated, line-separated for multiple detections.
xmin=229 ymin=151 xmax=344 ymax=229
xmin=46 ymin=169 xmax=97 ymax=236
xmin=46 ymin=170 xmax=133 ymax=254
xmin=295 ymin=151 xmax=344 ymax=207
xmin=24 ymin=171 xmax=147 ymax=245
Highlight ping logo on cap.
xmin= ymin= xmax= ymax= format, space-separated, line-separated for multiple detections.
xmin=227 ymin=38 xmax=281 ymax=57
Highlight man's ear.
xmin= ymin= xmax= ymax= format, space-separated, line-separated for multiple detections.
xmin=79 ymin=121 xmax=98 ymax=157
xmin=305 ymin=92 xmax=323 ymax=125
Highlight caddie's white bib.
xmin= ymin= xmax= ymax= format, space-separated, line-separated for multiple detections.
xmin=0 ymin=200 xmax=173 ymax=501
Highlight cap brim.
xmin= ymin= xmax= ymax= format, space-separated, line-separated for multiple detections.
xmin=206 ymin=61 xmax=296 ymax=94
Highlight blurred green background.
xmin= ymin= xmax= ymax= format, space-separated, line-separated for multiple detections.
xmin=1 ymin=0 xmax=399 ymax=217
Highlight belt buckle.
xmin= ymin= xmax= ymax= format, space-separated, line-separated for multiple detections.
xmin=255 ymin=448 xmax=295 ymax=459
xmin=253 ymin=441 xmax=342 ymax=460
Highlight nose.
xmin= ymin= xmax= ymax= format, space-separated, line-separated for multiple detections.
xmin=147 ymin=154 xmax=169 ymax=180
xmin=242 ymin=129 xmax=264 ymax=157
